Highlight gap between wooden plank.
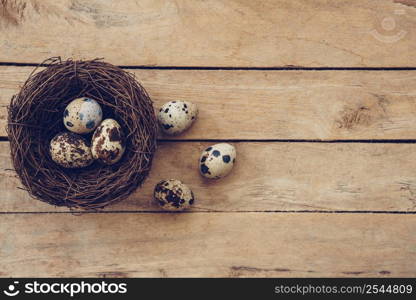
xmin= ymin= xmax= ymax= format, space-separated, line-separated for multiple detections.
xmin=1 ymin=210 xmax=416 ymax=215
xmin=6 ymin=137 xmax=416 ymax=143
xmin=2 ymin=62 xmax=416 ymax=71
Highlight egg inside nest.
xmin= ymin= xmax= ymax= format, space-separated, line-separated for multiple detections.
xmin=49 ymin=132 xmax=93 ymax=168
xmin=91 ymin=119 xmax=125 ymax=165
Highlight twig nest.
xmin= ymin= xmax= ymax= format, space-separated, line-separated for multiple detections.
xmin=199 ymin=143 xmax=236 ymax=179
xmin=7 ymin=58 xmax=157 ymax=209
xmin=50 ymin=132 xmax=93 ymax=168
xmin=64 ymin=97 xmax=102 ymax=134
xmin=154 ymin=179 xmax=195 ymax=211
xmin=157 ymin=100 xmax=198 ymax=135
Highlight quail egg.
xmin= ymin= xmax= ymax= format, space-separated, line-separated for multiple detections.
xmin=199 ymin=143 xmax=236 ymax=179
xmin=154 ymin=179 xmax=195 ymax=211
xmin=64 ymin=97 xmax=103 ymax=134
xmin=50 ymin=132 xmax=93 ymax=168
xmin=157 ymin=100 xmax=198 ymax=135
xmin=91 ymin=118 xmax=125 ymax=165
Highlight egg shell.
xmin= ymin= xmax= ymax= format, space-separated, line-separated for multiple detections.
xmin=50 ymin=132 xmax=93 ymax=168
xmin=199 ymin=143 xmax=236 ymax=179
xmin=64 ymin=97 xmax=103 ymax=134
xmin=157 ymin=100 xmax=198 ymax=135
xmin=91 ymin=118 xmax=125 ymax=165
xmin=154 ymin=179 xmax=195 ymax=211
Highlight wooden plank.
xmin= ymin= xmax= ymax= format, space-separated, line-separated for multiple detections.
xmin=2 ymin=141 xmax=416 ymax=212
xmin=0 ymin=213 xmax=415 ymax=277
xmin=2 ymin=66 xmax=416 ymax=139
xmin=1 ymin=0 xmax=416 ymax=67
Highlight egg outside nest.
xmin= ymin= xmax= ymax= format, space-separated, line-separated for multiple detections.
xmin=157 ymin=100 xmax=198 ymax=135
xmin=154 ymin=179 xmax=195 ymax=211
xmin=199 ymin=143 xmax=236 ymax=179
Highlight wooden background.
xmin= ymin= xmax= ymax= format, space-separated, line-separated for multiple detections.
xmin=1 ymin=0 xmax=416 ymax=277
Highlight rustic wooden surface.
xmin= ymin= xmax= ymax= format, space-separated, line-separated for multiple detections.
xmin=2 ymin=67 xmax=416 ymax=140
xmin=1 ymin=0 xmax=416 ymax=67
xmin=1 ymin=0 xmax=416 ymax=278
xmin=2 ymin=142 xmax=416 ymax=213
xmin=1 ymin=213 xmax=415 ymax=277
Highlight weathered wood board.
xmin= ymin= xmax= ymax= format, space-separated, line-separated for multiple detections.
xmin=1 ymin=0 xmax=416 ymax=67
xmin=2 ymin=141 xmax=416 ymax=213
xmin=1 ymin=213 xmax=415 ymax=277
xmin=1 ymin=0 xmax=416 ymax=279
xmin=2 ymin=66 xmax=416 ymax=139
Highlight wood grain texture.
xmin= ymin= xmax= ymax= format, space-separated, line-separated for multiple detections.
xmin=2 ymin=141 xmax=416 ymax=212
xmin=0 ymin=213 xmax=415 ymax=277
xmin=2 ymin=66 xmax=416 ymax=139
xmin=1 ymin=0 xmax=416 ymax=67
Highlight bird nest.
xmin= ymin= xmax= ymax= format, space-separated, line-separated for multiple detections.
xmin=7 ymin=58 xmax=158 ymax=209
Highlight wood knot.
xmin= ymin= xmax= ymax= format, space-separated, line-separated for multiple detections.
xmin=336 ymin=94 xmax=389 ymax=130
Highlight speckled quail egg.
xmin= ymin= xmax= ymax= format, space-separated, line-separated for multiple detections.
xmin=50 ymin=132 xmax=93 ymax=168
xmin=154 ymin=179 xmax=195 ymax=211
xmin=199 ymin=143 xmax=236 ymax=179
xmin=64 ymin=97 xmax=103 ymax=134
xmin=157 ymin=100 xmax=198 ymax=135
xmin=91 ymin=118 xmax=125 ymax=165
